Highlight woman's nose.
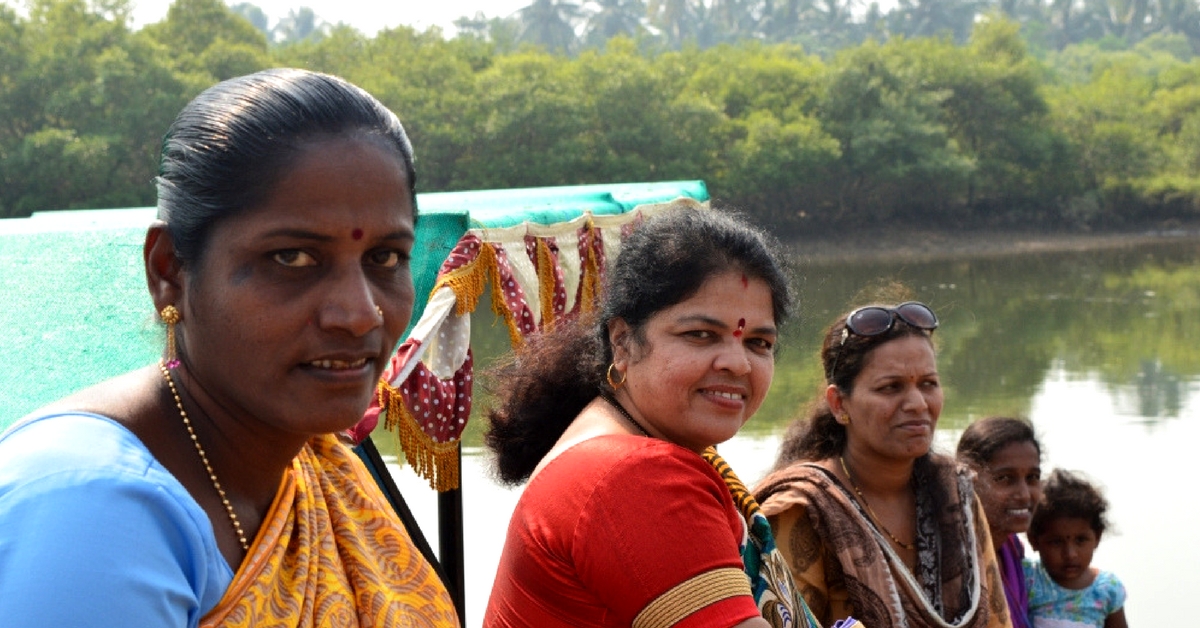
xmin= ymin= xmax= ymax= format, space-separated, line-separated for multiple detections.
xmin=714 ymin=340 xmax=752 ymax=375
xmin=903 ymin=385 xmax=930 ymax=410
xmin=318 ymin=267 xmax=381 ymax=336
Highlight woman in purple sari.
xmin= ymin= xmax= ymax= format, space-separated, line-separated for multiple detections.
xmin=957 ymin=416 xmax=1043 ymax=628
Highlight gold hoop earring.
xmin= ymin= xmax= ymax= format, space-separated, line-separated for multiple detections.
xmin=160 ymin=305 xmax=180 ymax=368
xmin=606 ymin=363 xmax=627 ymax=390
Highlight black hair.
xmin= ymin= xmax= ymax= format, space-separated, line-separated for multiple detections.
xmin=956 ymin=416 xmax=1042 ymax=469
xmin=156 ymin=68 xmax=416 ymax=267
xmin=1029 ymin=469 xmax=1110 ymax=539
xmin=484 ymin=200 xmax=794 ymax=485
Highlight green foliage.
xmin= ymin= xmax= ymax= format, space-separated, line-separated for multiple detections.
xmin=139 ymin=0 xmax=269 ymax=80
xmin=816 ymin=40 xmax=973 ymax=220
xmin=1 ymin=0 xmax=1199 ymax=231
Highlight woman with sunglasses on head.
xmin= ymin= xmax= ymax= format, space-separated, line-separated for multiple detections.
xmin=754 ymin=294 xmax=1013 ymax=628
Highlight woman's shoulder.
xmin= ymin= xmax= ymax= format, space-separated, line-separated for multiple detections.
xmin=0 ymin=411 xmax=155 ymax=477
xmin=754 ymin=459 xmax=836 ymax=494
xmin=559 ymin=435 xmax=722 ymax=480
xmin=0 ymin=410 xmax=209 ymax=542
xmin=530 ymin=435 xmax=731 ymax=507
xmin=0 ymin=412 xmax=231 ymax=625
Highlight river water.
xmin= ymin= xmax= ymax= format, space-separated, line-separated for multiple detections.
xmin=382 ymin=237 xmax=1200 ymax=627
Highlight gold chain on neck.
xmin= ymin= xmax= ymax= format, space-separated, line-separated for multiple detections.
xmin=839 ymin=455 xmax=915 ymax=551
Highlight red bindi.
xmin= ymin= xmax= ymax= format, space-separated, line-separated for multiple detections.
xmin=741 ymin=274 xmax=748 ymax=288
xmin=351 ymin=228 xmax=363 ymax=240
xmin=734 ymin=318 xmax=746 ymax=338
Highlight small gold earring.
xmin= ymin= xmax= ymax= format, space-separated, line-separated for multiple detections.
xmin=375 ymin=305 xmax=384 ymax=319
xmin=160 ymin=305 xmax=180 ymax=368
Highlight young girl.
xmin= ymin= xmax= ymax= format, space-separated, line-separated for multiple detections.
xmin=1024 ymin=469 xmax=1128 ymax=628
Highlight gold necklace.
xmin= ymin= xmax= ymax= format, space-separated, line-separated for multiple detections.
xmin=839 ymin=455 xmax=915 ymax=550
xmin=159 ymin=362 xmax=250 ymax=552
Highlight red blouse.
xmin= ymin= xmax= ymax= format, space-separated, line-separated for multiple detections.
xmin=484 ymin=434 xmax=759 ymax=627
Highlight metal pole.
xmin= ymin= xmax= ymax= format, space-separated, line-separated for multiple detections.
xmin=438 ymin=448 xmax=466 ymax=621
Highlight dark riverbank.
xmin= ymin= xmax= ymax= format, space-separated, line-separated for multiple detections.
xmin=786 ymin=219 xmax=1200 ymax=264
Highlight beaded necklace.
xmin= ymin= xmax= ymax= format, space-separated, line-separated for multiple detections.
xmin=159 ymin=362 xmax=250 ymax=552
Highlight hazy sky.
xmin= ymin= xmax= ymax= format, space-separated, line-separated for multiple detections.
xmin=131 ymin=0 xmax=533 ymax=34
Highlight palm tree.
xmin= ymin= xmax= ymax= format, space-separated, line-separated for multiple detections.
xmin=515 ymin=0 xmax=584 ymax=54
xmin=274 ymin=7 xmax=327 ymax=44
xmin=229 ymin=2 xmax=269 ymax=36
xmin=646 ymin=0 xmax=702 ymax=47
xmin=887 ymin=0 xmax=981 ymax=42
xmin=707 ymin=0 xmax=762 ymax=42
xmin=582 ymin=0 xmax=646 ymax=47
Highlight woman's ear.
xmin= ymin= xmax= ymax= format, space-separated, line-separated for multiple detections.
xmin=825 ymin=384 xmax=848 ymax=424
xmin=606 ymin=318 xmax=631 ymax=369
xmin=144 ymin=221 xmax=184 ymax=314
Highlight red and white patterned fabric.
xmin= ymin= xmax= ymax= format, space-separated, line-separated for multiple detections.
xmin=356 ymin=202 xmax=691 ymax=491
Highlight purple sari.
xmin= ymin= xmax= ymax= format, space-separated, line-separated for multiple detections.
xmin=997 ymin=534 xmax=1031 ymax=628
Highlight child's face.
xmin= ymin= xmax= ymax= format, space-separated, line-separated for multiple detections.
xmin=1030 ymin=516 xmax=1100 ymax=589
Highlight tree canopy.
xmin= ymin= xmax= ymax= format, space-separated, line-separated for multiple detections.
xmin=1 ymin=0 xmax=1198 ymax=234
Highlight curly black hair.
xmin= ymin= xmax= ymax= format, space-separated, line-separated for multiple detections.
xmin=1029 ymin=468 xmax=1110 ymax=539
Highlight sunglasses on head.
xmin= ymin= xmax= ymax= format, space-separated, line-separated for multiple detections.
xmin=828 ymin=301 xmax=938 ymax=384
xmin=841 ymin=301 xmax=939 ymax=345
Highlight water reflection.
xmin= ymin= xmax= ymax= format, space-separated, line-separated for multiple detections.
xmin=380 ymin=237 xmax=1200 ymax=627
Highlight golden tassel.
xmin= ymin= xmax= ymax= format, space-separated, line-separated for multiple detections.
xmin=434 ymin=243 xmax=524 ymax=348
xmin=433 ymin=244 xmax=495 ymax=317
xmin=579 ymin=221 xmax=601 ymax=314
xmin=535 ymin=238 xmax=557 ymax=330
xmin=380 ymin=381 xmax=462 ymax=492
xmin=482 ymin=246 xmax=523 ymax=348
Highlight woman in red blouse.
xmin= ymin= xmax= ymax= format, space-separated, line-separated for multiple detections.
xmin=482 ymin=201 xmax=816 ymax=628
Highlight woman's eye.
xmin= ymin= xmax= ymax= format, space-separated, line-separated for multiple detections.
xmin=684 ymin=330 xmax=714 ymax=340
xmin=747 ymin=337 xmax=774 ymax=352
xmin=368 ymin=249 xmax=405 ymax=268
xmin=272 ymin=250 xmax=317 ymax=267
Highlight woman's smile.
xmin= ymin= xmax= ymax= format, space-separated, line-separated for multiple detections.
xmin=613 ymin=270 xmax=777 ymax=453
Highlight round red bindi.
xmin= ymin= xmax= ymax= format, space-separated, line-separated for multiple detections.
xmin=734 ymin=318 xmax=746 ymax=338
xmin=351 ymin=228 xmax=363 ymax=240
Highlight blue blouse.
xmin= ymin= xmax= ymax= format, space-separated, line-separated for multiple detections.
xmin=0 ymin=412 xmax=232 ymax=627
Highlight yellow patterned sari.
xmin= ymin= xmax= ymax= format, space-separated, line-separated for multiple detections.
xmin=200 ymin=434 xmax=459 ymax=628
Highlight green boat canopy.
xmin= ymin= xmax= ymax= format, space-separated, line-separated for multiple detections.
xmin=0 ymin=181 xmax=708 ymax=431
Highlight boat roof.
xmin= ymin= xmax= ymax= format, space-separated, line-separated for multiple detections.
xmin=0 ymin=180 xmax=708 ymax=428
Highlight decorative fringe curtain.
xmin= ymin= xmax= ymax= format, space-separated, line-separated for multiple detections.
xmin=353 ymin=200 xmax=698 ymax=491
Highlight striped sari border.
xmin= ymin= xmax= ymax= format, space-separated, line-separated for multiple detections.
xmin=633 ymin=567 xmax=752 ymax=628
